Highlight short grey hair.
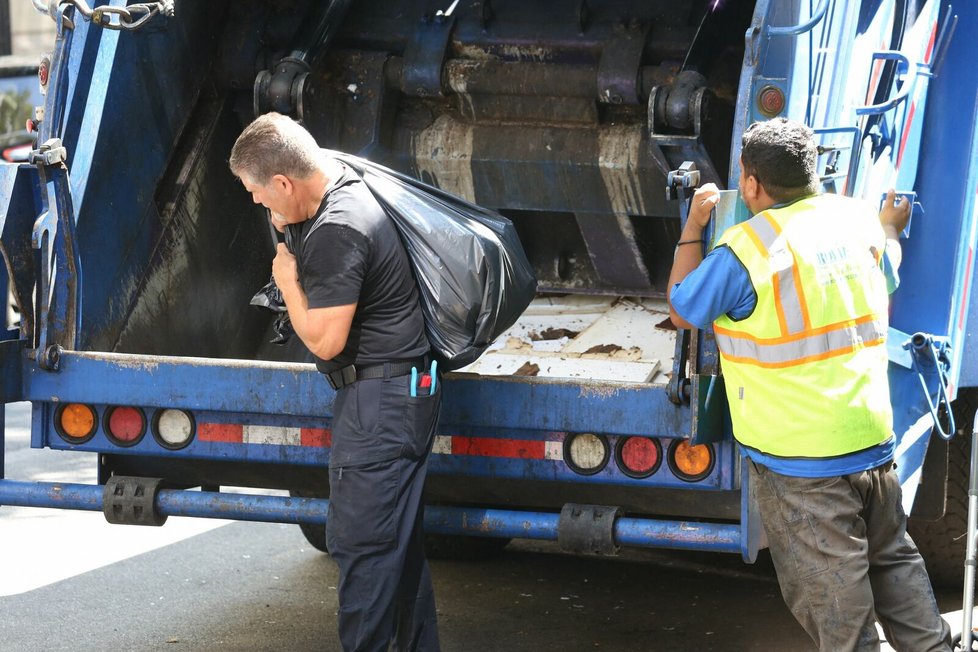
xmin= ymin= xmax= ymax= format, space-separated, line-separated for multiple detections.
xmin=229 ymin=112 xmax=323 ymax=185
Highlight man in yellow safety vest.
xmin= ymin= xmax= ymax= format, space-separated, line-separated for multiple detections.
xmin=667 ymin=118 xmax=951 ymax=652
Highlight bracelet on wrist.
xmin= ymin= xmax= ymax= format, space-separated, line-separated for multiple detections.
xmin=676 ymin=238 xmax=705 ymax=246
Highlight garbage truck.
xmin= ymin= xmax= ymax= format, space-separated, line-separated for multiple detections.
xmin=2 ymin=0 xmax=977 ymax=585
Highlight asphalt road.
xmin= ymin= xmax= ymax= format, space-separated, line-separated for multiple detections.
xmin=0 ymin=402 xmax=967 ymax=651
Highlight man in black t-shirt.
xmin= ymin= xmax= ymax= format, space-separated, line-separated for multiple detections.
xmin=230 ymin=113 xmax=441 ymax=652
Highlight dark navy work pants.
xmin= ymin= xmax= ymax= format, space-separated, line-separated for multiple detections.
xmin=326 ymin=372 xmax=441 ymax=652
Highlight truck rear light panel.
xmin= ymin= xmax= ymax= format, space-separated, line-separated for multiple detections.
xmin=429 ymin=432 xmax=730 ymax=489
xmin=40 ymin=403 xmax=333 ymax=465
xmin=39 ymin=402 xmax=733 ymax=489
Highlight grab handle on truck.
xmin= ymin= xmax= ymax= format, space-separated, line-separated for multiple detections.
xmin=906 ymin=333 xmax=956 ymax=441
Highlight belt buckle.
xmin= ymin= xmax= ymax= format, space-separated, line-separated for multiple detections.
xmin=342 ymin=365 xmax=358 ymax=387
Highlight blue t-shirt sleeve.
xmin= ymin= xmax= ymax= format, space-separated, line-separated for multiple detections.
xmin=670 ymin=246 xmax=756 ymax=329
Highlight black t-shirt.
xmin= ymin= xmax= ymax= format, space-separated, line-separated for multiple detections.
xmin=288 ymin=163 xmax=429 ymax=373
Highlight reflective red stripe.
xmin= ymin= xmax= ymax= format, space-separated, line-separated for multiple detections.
xmin=198 ymin=423 xmax=330 ymax=447
xmin=897 ymin=101 xmax=916 ymax=168
xmin=301 ymin=428 xmax=331 ymax=447
xmin=199 ymin=423 xmax=243 ymax=443
xmin=960 ymin=247 xmax=974 ymax=332
xmin=197 ymin=425 xmax=555 ymax=457
xmin=452 ymin=436 xmax=546 ymax=459
xmin=924 ymin=21 xmax=937 ymax=64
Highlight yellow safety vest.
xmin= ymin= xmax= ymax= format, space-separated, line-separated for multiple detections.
xmin=713 ymin=193 xmax=893 ymax=458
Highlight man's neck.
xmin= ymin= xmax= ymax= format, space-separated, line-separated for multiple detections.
xmin=296 ymin=168 xmax=333 ymax=220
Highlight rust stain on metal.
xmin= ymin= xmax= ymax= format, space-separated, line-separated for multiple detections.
xmin=532 ymin=327 xmax=579 ymax=341
xmin=656 ymin=317 xmax=677 ymax=331
xmin=461 ymin=512 xmax=497 ymax=534
xmin=454 ymin=43 xmax=556 ymax=63
xmin=445 ymin=59 xmax=479 ymax=94
xmin=513 ymin=362 xmax=540 ymax=377
xmin=583 ymin=344 xmax=622 ymax=355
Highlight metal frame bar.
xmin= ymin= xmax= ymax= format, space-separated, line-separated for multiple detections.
xmin=0 ymin=478 xmax=744 ymax=554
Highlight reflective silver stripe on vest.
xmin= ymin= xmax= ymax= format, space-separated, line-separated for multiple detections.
xmin=744 ymin=213 xmax=779 ymax=253
xmin=774 ymin=265 xmax=807 ymax=333
xmin=715 ymin=318 xmax=885 ymax=365
xmin=744 ymin=212 xmax=806 ymax=334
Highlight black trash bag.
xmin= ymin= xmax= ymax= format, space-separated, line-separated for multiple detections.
xmin=328 ymin=150 xmax=537 ymax=371
xmin=250 ymin=275 xmax=294 ymax=345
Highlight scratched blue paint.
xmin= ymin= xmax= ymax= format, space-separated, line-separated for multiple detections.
xmin=29 ymin=381 xmax=735 ymax=489
xmin=21 ymin=350 xmax=692 ymax=438
xmin=917 ymin=5 xmax=978 ymax=390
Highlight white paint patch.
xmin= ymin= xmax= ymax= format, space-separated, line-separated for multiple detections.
xmin=412 ymin=114 xmax=477 ymax=202
xmin=545 ymin=441 xmax=563 ymax=461
xmin=432 ymin=435 xmax=453 ymax=455
xmin=243 ymin=425 xmax=301 ymax=446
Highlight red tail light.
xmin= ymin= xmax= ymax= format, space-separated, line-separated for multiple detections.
xmin=105 ymin=406 xmax=146 ymax=446
xmin=615 ymin=437 xmax=662 ymax=478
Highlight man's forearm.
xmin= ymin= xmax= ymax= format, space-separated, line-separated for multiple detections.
xmin=278 ymin=280 xmax=352 ymax=361
xmin=668 ymin=222 xmax=706 ymax=297
xmin=279 ymin=281 xmax=314 ymax=345
xmin=666 ymin=222 xmax=706 ymax=329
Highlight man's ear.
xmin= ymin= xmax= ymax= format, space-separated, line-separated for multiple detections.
xmin=741 ymin=173 xmax=759 ymax=202
xmin=271 ymin=174 xmax=293 ymax=195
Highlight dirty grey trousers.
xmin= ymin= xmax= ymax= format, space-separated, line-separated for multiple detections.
xmin=749 ymin=460 xmax=952 ymax=652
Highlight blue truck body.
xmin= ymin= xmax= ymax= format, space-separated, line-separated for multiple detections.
xmin=1 ymin=0 xmax=976 ymax=575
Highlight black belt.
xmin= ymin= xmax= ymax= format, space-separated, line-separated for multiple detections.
xmin=324 ymin=356 xmax=429 ymax=391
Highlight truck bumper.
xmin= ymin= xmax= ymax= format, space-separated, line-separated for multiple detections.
xmin=0 ymin=478 xmax=744 ymax=556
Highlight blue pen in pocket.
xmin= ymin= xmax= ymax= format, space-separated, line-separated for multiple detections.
xmin=429 ymin=360 xmax=438 ymax=395
xmin=410 ymin=367 xmax=418 ymax=397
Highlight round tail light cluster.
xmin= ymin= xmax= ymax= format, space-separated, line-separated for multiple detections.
xmin=54 ymin=404 xmax=195 ymax=450
xmin=562 ymin=432 xmax=715 ymax=482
